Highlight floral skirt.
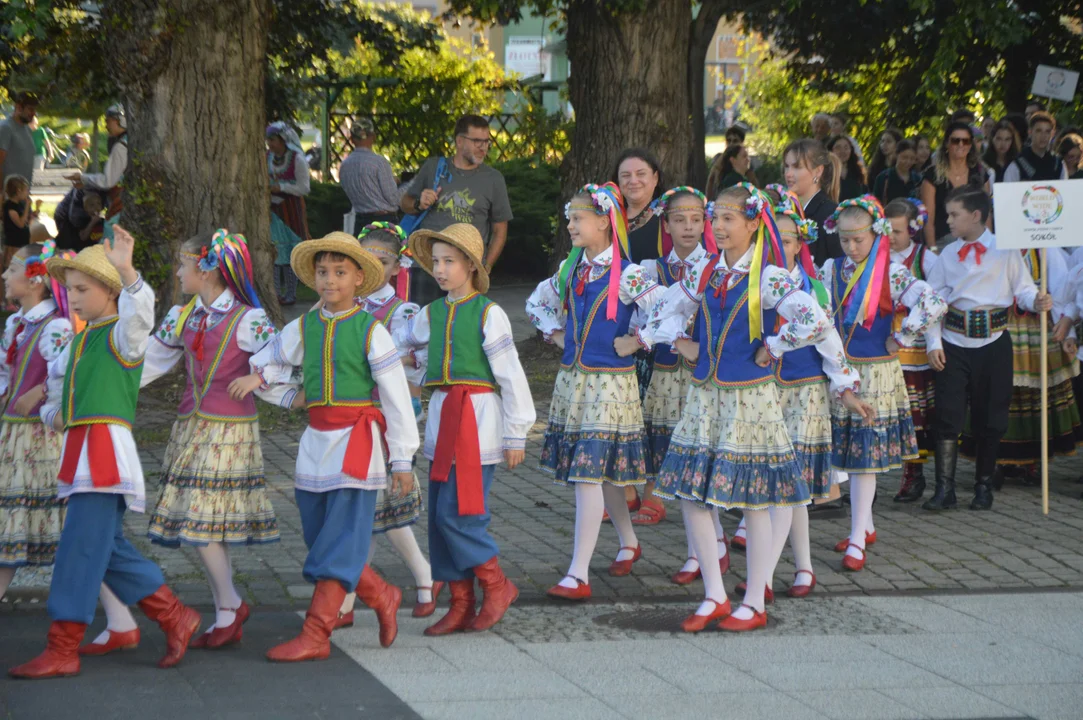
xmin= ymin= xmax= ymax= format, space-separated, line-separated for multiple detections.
xmin=656 ymin=382 xmax=808 ymax=510
xmin=148 ymin=417 xmax=280 ymax=546
xmin=540 ymin=368 xmax=647 ymax=487
xmin=903 ymin=368 xmax=936 ymax=457
xmin=778 ymin=381 xmax=833 ymax=498
xmin=643 ymin=365 xmax=693 ymax=480
xmin=372 ymin=472 xmax=421 ymax=533
xmin=0 ymin=422 xmax=65 ymax=567
xmin=831 ymin=359 xmax=918 ymax=472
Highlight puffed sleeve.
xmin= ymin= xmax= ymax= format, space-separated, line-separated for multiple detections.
xmin=141 ymin=304 xmax=186 ymax=386
xmin=638 ymin=253 xmax=712 ymax=347
xmin=482 ymin=305 xmax=536 ymax=450
xmin=249 ymin=316 xmax=303 ymax=408
xmin=888 ymin=263 xmax=947 ymax=347
xmin=368 ymin=323 xmax=420 ymax=472
xmin=760 ymin=265 xmax=835 ymax=360
xmin=389 ymin=301 xmax=425 ymax=386
xmin=236 ymin=307 xmax=278 ymax=354
xmin=630 ymin=260 xmax=662 ymax=331
xmin=392 ymin=304 xmax=430 ymax=355
xmin=618 ymin=264 xmax=665 ymax=347
xmin=112 ymin=275 xmax=155 ymax=362
xmin=37 ymin=318 xmax=74 ymax=365
xmin=0 ymin=314 xmax=20 ymax=396
xmin=40 ymin=343 xmax=70 ymax=432
xmin=525 ymin=261 xmax=567 ymax=338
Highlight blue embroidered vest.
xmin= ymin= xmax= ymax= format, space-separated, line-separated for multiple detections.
xmin=691 ymin=263 xmax=776 ymax=388
xmin=560 ymin=259 xmax=635 ymax=373
xmin=832 ymin=265 xmax=894 ymax=362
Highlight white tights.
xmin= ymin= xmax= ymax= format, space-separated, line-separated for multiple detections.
xmin=681 ymin=500 xmax=727 ymax=616
xmin=847 ymin=474 xmax=878 ymax=561
xmin=731 ymin=509 xmax=771 ymax=620
xmin=788 ymin=505 xmax=814 ymax=587
xmin=558 ymin=483 xmax=639 ymax=589
xmin=680 ymin=506 xmax=728 ymax=574
xmin=340 ymin=526 xmax=435 ymax=614
xmin=766 ymin=506 xmax=794 ymax=589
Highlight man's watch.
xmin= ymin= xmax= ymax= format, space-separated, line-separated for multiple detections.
xmin=413 ymin=196 xmax=422 ymax=213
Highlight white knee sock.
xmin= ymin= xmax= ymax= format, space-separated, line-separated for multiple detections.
xmin=682 ymin=500 xmax=727 ymax=615
xmin=711 ymin=508 xmax=728 ymax=560
xmin=90 ymin=583 xmax=138 ymax=645
xmin=732 ymin=509 xmax=771 ymax=618
xmin=681 ymin=522 xmax=701 ymax=573
xmin=847 ymin=474 xmax=877 ymax=561
xmin=735 ymin=515 xmax=747 ymax=541
xmin=0 ymin=566 xmax=14 ymax=600
xmin=386 ymin=526 xmax=434 ymax=603
xmin=197 ymin=542 xmax=243 ymax=628
xmin=766 ymin=506 xmax=794 ymax=589
xmin=561 ymin=483 xmax=605 ymax=588
xmin=789 ymin=505 xmax=814 ymax=586
xmin=602 ymin=484 xmax=640 ymax=562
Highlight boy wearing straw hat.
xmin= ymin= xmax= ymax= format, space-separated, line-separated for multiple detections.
xmin=392 ymin=223 xmax=535 ymax=636
xmin=239 ymin=231 xmax=419 ymax=661
xmin=10 ymin=228 xmax=202 ymax=679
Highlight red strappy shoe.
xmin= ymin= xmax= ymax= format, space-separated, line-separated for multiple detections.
xmin=412 ymin=581 xmax=446 ymax=618
xmin=680 ymin=599 xmax=732 ymax=633
xmin=786 ymin=570 xmax=817 ymax=598
xmin=608 ymin=545 xmax=643 ymax=577
xmin=841 ymin=544 xmax=866 ymax=572
xmin=205 ymin=601 xmax=250 ymax=649
xmin=630 ymin=498 xmax=666 ymax=525
xmin=671 ymin=559 xmax=702 ymax=586
xmin=834 ymin=530 xmax=877 ymax=552
xmin=718 ymin=604 xmax=767 ymax=632
xmin=546 ymin=577 xmax=591 ymax=601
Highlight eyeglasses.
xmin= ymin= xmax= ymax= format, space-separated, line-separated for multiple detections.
xmin=459 ymin=135 xmax=492 ymax=147
xmin=949 ymin=136 xmax=972 ymax=146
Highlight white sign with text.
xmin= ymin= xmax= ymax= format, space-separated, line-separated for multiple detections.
xmin=1031 ymin=64 xmax=1079 ymax=102
xmin=993 ymin=179 xmax=1083 ymax=250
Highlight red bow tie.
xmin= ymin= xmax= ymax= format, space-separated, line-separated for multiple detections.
xmin=6 ymin=319 xmax=24 ymax=366
xmin=958 ymin=242 xmax=987 ymax=265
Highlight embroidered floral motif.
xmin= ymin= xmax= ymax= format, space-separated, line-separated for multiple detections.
xmin=157 ymin=316 xmax=178 ymax=340
xmin=48 ymin=330 xmax=73 ymax=355
xmin=249 ymin=316 xmax=273 ymax=343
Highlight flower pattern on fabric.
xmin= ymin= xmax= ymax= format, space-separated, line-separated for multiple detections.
xmin=249 ymin=313 xmax=273 ymax=343
xmin=155 ymin=309 xmax=180 ymax=344
xmin=0 ymin=422 xmax=65 ymax=566
xmin=47 ymin=330 xmax=72 ymax=355
xmin=830 ymin=359 xmax=918 ymax=471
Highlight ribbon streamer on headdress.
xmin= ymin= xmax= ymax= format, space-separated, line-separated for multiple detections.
xmin=826 ymin=195 xmax=893 ymax=330
xmin=724 ymin=182 xmax=785 ymax=342
xmin=774 ymin=206 xmax=827 ymax=308
xmin=359 ymin=222 xmax=412 ymax=300
xmin=903 ymin=198 xmax=928 ymax=239
xmin=558 ymin=182 xmax=629 ymax=321
xmin=652 ymin=186 xmax=718 ymax=256
xmin=177 ymin=229 xmax=262 ymax=336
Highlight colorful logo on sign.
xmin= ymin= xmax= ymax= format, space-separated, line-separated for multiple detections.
xmin=1021 ymin=185 xmax=1064 ymax=225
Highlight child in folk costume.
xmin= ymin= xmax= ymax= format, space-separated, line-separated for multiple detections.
xmin=883 ymin=198 xmax=938 ymax=503
xmin=392 ymin=224 xmax=534 ymax=635
xmin=767 ymin=204 xmax=861 ymax=598
xmin=241 ymin=232 xmax=419 ymax=660
xmin=334 ymin=222 xmax=443 ymax=628
xmin=0 ymin=242 xmax=74 ymax=601
xmin=961 ymin=245 xmax=1081 ymax=483
xmin=632 ymin=186 xmax=731 ymax=584
xmin=11 ymin=232 xmax=203 ymax=679
xmin=925 ymin=187 xmax=1053 ymax=510
xmin=823 ymin=196 xmax=946 ymax=570
xmin=640 ymin=183 xmax=857 ymax=632
xmin=527 ymin=183 xmax=665 ymax=601
xmin=78 ymin=230 xmax=281 ymax=658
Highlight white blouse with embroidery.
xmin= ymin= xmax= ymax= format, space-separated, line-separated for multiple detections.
xmin=525 ymin=246 xmax=665 ymax=345
xmin=360 ymin=284 xmax=426 ymax=387
xmin=249 ymin=306 xmax=420 ymax=491
xmin=392 ymin=298 xmax=536 ymax=465
xmin=41 ymin=277 xmax=155 ymax=512
xmin=0 ymin=299 xmax=73 ymax=398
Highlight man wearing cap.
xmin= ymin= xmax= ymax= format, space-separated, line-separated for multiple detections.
xmin=66 ymin=104 xmax=128 ymax=221
xmin=340 ymin=119 xmax=400 ymax=230
xmin=0 ymin=91 xmax=38 ymax=194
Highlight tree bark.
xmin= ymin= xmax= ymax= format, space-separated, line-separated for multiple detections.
xmin=687 ymin=1 xmax=727 ymax=188
xmin=103 ymin=0 xmax=282 ymax=325
xmin=553 ymin=0 xmax=694 ymax=268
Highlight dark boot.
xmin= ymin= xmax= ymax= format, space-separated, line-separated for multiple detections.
xmin=971 ymin=438 xmax=997 ymax=511
xmin=922 ymin=438 xmax=958 ymax=511
xmin=894 ymin=463 xmax=926 ymax=502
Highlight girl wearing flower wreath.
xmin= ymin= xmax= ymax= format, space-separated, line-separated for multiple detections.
xmin=333 ymin=222 xmax=444 ymax=626
xmin=640 ymin=182 xmax=860 ymax=632
xmin=0 ymin=241 xmax=75 ymax=601
xmin=527 ymin=182 xmax=665 ymax=601
xmin=85 ymin=230 xmax=283 ymax=656
xmin=628 ymin=186 xmax=732 ymax=582
xmin=821 ymin=196 xmax=946 ymax=571
xmin=883 ymin=198 xmax=939 ymax=503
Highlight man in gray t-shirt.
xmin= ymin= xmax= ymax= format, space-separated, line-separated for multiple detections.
xmin=402 ymin=114 xmax=512 ymax=305
xmin=0 ymin=91 xmax=39 ymax=196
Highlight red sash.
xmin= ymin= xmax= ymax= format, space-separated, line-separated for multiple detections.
xmin=308 ymin=405 xmax=387 ymax=481
xmin=430 ymin=386 xmax=492 ymax=516
xmin=58 ymin=424 xmax=121 ymax=488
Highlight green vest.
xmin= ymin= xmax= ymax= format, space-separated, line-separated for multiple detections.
xmin=62 ymin=318 xmax=144 ymax=429
xmin=301 ymin=306 xmax=378 ymax=407
xmin=425 ymin=293 xmax=497 ymax=389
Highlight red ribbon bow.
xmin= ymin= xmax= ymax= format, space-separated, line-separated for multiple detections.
xmin=6 ymin=320 xmax=24 ymax=366
xmin=190 ymin=313 xmax=209 ymax=362
xmin=958 ymin=241 xmax=986 ymax=265
xmin=574 ymin=263 xmax=590 ymax=296
xmin=430 ymin=386 xmax=493 ymax=516
xmin=58 ymin=424 xmax=121 ymax=488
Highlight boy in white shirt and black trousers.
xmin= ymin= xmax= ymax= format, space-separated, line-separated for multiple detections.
xmin=925 ymin=187 xmax=1053 ymax=511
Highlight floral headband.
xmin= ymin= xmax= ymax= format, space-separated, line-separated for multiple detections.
xmin=563 ymin=184 xmax=617 ymax=219
xmin=904 ymin=198 xmax=928 ymax=238
xmin=714 ymin=183 xmax=766 ymax=220
xmin=23 ymin=240 xmax=56 ymax=284
xmin=774 ymin=208 xmax=819 ymax=244
xmin=651 ymin=186 xmax=707 ymax=216
xmin=558 ymin=182 xmax=629 ymax=321
xmin=823 ymin=196 xmax=891 ymax=239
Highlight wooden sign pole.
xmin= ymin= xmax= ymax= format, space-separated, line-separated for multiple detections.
xmin=1040 ymin=248 xmax=1049 ymax=516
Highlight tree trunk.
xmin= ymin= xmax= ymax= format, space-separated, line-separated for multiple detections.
xmin=553 ymin=0 xmax=694 ymax=268
xmin=687 ymin=1 xmax=727 ymax=188
xmin=103 ymin=0 xmax=282 ymax=325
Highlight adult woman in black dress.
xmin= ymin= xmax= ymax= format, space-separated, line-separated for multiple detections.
xmin=783 ymin=138 xmax=842 ymax=264
xmin=920 ymin=121 xmax=990 ymax=249
xmin=982 ymin=120 xmax=1021 ymax=183
xmin=827 ymin=135 xmax=867 ymax=201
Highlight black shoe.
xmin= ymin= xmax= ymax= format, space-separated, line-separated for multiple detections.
xmin=971 ymin=436 xmax=998 ymax=510
xmin=970 ymin=483 xmax=994 ymax=510
xmin=894 ymin=466 xmax=926 ymax=502
xmin=923 ymin=438 xmax=958 ymax=511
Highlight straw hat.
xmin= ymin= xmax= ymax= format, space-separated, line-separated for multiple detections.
xmin=408 ymin=224 xmax=489 ymax=294
xmin=290 ymin=232 xmax=384 ymax=297
xmin=46 ymin=244 xmax=122 ymax=293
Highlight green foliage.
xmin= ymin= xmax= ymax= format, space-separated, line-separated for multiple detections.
xmin=306 ymin=181 xmax=352 ymax=240
xmin=490 ymin=158 xmax=561 ymax=279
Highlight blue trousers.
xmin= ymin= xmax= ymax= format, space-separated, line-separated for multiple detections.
xmin=49 ymin=494 xmax=165 ymax=624
xmin=428 ymin=465 xmax=498 ymax=581
xmin=295 ymin=488 xmax=376 ymax=592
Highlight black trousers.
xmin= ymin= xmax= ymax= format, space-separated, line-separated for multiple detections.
xmin=934 ymin=333 xmax=1013 ymax=443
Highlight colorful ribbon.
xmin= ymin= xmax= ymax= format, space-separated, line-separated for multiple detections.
xmin=430 ymin=386 xmax=492 ymax=516
xmin=828 ymin=195 xmax=893 ymax=330
xmin=177 ymin=229 xmax=261 ymax=337
xmin=558 ymin=182 xmax=629 ymax=321
xmin=730 ymin=183 xmax=785 ymax=342
xmin=651 ymin=186 xmax=718 ymax=256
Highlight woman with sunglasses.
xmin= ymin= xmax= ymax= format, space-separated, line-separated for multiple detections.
xmin=920 ymin=122 xmax=990 ymax=250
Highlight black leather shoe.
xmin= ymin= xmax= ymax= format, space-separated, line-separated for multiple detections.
xmin=970 ymin=483 xmax=994 ymax=510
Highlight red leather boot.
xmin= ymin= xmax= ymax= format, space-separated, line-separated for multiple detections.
xmin=467 ymin=557 xmax=518 ymax=632
xmin=137 ymin=585 xmax=201 ymax=669
xmin=9 ymin=621 xmax=86 ymax=679
xmin=355 ymin=566 xmax=403 ymax=648
xmin=266 ymin=580 xmax=346 ymax=663
xmin=424 ymin=580 xmax=476 ymax=636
